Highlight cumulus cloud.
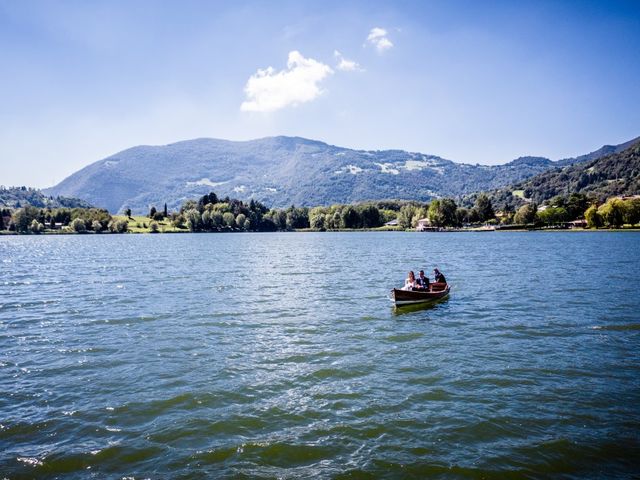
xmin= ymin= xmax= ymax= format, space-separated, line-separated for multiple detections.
xmin=334 ymin=50 xmax=362 ymax=72
xmin=240 ymin=51 xmax=334 ymax=113
xmin=366 ymin=27 xmax=393 ymax=53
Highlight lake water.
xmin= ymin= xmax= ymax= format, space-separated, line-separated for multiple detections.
xmin=1 ymin=232 xmax=639 ymax=478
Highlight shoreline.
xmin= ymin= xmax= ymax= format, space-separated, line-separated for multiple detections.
xmin=2 ymin=227 xmax=640 ymax=236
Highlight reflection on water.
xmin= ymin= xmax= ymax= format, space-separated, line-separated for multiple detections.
xmin=392 ymin=295 xmax=451 ymax=316
xmin=1 ymin=232 xmax=639 ymax=478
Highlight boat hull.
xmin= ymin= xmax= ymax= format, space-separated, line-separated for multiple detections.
xmin=391 ymin=285 xmax=450 ymax=306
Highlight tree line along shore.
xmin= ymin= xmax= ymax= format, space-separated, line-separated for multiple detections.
xmin=1 ymin=191 xmax=640 ymax=235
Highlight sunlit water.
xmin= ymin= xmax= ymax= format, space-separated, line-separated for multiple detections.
xmin=1 ymin=232 xmax=639 ymax=478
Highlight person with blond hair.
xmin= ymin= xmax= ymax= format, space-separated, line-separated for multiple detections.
xmin=402 ymin=271 xmax=417 ymax=290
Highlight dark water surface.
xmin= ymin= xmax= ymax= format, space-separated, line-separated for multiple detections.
xmin=1 ymin=232 xmax=639 ymax=479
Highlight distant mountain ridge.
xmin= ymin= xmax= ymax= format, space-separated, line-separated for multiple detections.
xmin=555 ymin=136 xmax=640 ymax=166
xmin=43 ymin=135 xmax=638 ymax=213
xmin=467 ymin=137 xmax=640 ymax=210
xmin=0 ymin=186 xmax=92 ymax=209
xmin=514 ymin=139 xmax=640 ymax=204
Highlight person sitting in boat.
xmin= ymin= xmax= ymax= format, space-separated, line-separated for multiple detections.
xmin=415 ymin=270 xmax=430 ymax=291
xmin=402 ymin=271 xmax=417 ymax=290
xmin=433 ymin=268 xmax=447 ymax=284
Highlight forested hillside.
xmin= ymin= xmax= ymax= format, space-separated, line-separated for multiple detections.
xmin=518 ymin=141 xmax=640 ymax=203
xmin=467 ymin=139 xmax=640 ymax=211
xmin=44 ymin=136 xmax=631 ymax=214
xmin=0 ymin=186 xmax=92 ymax=209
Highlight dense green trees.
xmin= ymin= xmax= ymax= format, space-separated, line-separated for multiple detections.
xmin=176 ymin=193 xmax=277 ymax=232
xmin=180 ymin=200 xmax=198 ymax=213
xmin=108 ymin=219 xmax=128 ymax=233
xmin=537 ymin=207 xmax=569 ymax=225
xmin=585 ymin=205 xmax=602 ymax=228
xmin=306 ymin=203 xmax=394 ymax=230
xmin=397 ymin=205 xmax=416 ymax=229
xmin=474 ymin=194 xmax=495 ymax=222
xmin=340 ymin=206 xmax=359 ymax=229
xmin=30 ymin=219 xmax=44 ymax=233
xmin=0 ymin=209 xmax=9 ymax=230
xmin=564 ymin=193 xmax=589 ymax=220
xmin=267 ymin=209 xmax=287 ymax=230
xmin=147 ymin=203 xmax=165 ymax=221
xmin=12 ymin=206 xmax=39 ymax=232
xmin=285 ymin=206 xmax=310 ymax=229
xmin=597 ymin=198 xmax=625 ymax=228
xmin=583 ymin=197 xmax=640 ymax=228
xmin=428 ymin=199 xmax=458 ymax=227
xmin=3 ymin=189 xmax=638 ymax=234
xmin=623 ymin=198 xmax=640 ymax=225
xmin=309 ymin=211 xmax=326 ymax=230
xmin=4 ymin=206 xmax=113 ymax=233
xmin=70 ymin=218 xmax=87 ymax=232
xmin=514 ymin=204 xmax=538 ymax=224
xmin=359 ymin=205 xmax=381 ymax=228
xmin=222 ymin=212 xmax=236 ymax=228
xmin=185 ymin=209 xmax=202 ymax=232
xmin=170 ymin=213 xmax=185 ymax=229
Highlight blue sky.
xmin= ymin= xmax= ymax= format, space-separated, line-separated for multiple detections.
xmin=1 ymin=0 xmax=639 ymax=187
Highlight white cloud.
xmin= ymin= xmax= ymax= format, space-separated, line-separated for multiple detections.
xmin=334 ymin=50 xmax=362 ymax=72
xmin=366 ymin=27 xmax=393 ymax=53
xmin=240 ymin=51 xmax=333 ymax=113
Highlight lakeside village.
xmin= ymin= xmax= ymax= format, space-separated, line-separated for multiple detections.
xmin=1 ymin=189 xmax=640 ymax=235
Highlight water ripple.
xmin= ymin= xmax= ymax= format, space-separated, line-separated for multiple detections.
xmin=1 ymin=232 xmax=639 ymax=478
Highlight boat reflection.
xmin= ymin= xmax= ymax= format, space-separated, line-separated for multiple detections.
xmin=392 ymin=296 xmax=450 ymax=316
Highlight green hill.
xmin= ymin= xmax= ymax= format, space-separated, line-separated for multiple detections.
xmin=43 ymin=136 xmax=631 ymax=214
xmin=469 ymin=139 xmax=640 ymax=211
xmin=0 ymin=186 xmax=92 ymax=209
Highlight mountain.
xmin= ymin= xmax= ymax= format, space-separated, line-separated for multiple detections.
xmin=514 ymin=139 xmax=640 ymax=204
xmin=471 ymin=138 xmax=640 ymax=210
xmin=0 ymin=186 xmax=92 ymax=209
xmin=43 ymin=136 xmax=637 ymax=214
xmin=555 ymin=136 xmax=640 ymax=166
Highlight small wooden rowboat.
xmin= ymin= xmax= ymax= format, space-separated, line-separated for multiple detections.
xmin=391 ymin=283 xmax=450 ymax=306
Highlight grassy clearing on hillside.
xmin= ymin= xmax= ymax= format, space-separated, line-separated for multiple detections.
xmin=512 ymin=190 xmax=525 ymax=199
